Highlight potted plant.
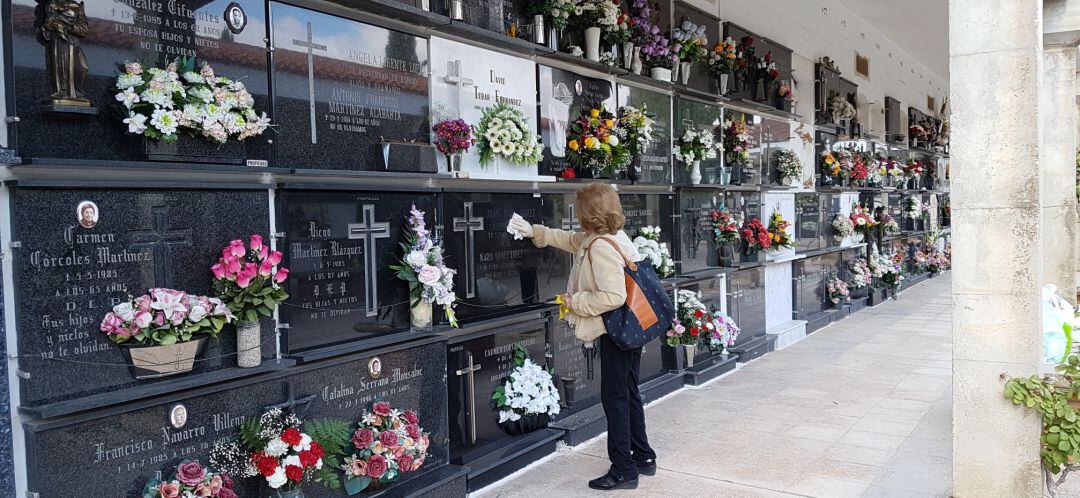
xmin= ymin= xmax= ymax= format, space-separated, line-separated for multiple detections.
xmin=825 ymin=276 xmax=850 ymax=308
xmin=492 ymin=345 xmax=561 ymax=434
xmin=473 ymin=103 xmax=544 ymax=168
xmin=721 ymin=117 xmax=752 ymax=184
xmin=141 ymin=460 xmax=236 ymax=498
xmin=390 ymin=204 xmax=459 ymax=330
xmin=616 ymin=104 xmax=655 ymax=181
xmin=432 ymin=118 xmax=473 ymax=175
xmin=340 ymin=402 xmax=432 ymax=494
xmin=708 ymin=311 xmax=739 ymax=358
xmin=632 ymin=226 xmax=675 ymax=278
xmin=565 ymin=104 xmax=631 ymax=178
xmin=211 ymin=235 xmax=289 ymax=368
xmin=740 ymin=217 xmax=771 ymax=262
xmin=709 ymin=207 xmax=741 ymax=267
xmin=708 ymin=37 xmax=738 ymax=95
xmin=674 ymin=126 xmax=718 ymax=184
xmin=100 ymin=288 xmax=235 ymax=379
xmin=115 ymin=59 xmax=271 ymax=164
xmin=668 ymin=290 xmax=710 ymax=367
xmin=766 ymin=211 xmax=794 ymax=252
xmin=775 ymin=149 xmax=802 ymax=185
xmin=670 ymin=19 xmax=708 ymax=85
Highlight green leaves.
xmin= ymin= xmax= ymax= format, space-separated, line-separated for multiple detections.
xmin=1005 ymin=355 xmax=1080 ymax=475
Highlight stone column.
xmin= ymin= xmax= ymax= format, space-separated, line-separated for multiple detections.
xmin=950 ymin=0 xmax=1045 ymax=496
xmin=1041 ymin=45 xmax=1078 ymax=303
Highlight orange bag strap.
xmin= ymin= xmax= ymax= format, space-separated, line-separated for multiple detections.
xmin=586 ymin=237 xmax=638 ymax=271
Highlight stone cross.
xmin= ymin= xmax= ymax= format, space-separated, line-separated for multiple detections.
xmin=453 ymin=351 xmax=482 ymax=445
xmin=561 ymin=203 xmax=580 ymax=231
xmin=452 ymin=202 xmax=485 ymax=299
xmin=128 ymin=206 xmax=193 ymax=289
xmin=292 ymin=21 xmax=327 ymax=144
xmin=347 ymin=204 xmax=391 ymax=317
xmin=442 ymin=60 xmax=474 ymax=119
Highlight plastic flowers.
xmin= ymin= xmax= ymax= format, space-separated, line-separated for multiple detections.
xmin=722 ymin=117 xmax=752 ymax=166
xmin=229 ymin=408 xmax=333 ymax=493
xmin=870 ymin=252 xmax=905 ymax=287
xmin=633 ymin=226 xmax=675 ymax=278
xmin=492 ymin=345 xmax=561 ymax=423
xmin=877 ymin=212 xmax=899 ymax=235
xmin=766 ymin=211 xmax=794 ymax=250
xmin=668 ymin=290 xmax=709 ymax=347
xmin=670 ymin=19 xmax=709 ymax=63
xmin=709 ymin=311 xmax=739 ymax=351
xmin=741 ymin=218 xmax=771 ymax=253
xmin=850 ymin=204 xmax=876 ymax=237
xmin=473 ymin=103 xmax=543 ymax=166
xmin=617 ymin=104 xmax=655 ymax=155
xmin=100 ymin=288 xmax=235 ymax=345
xmin=904 ymin=197 xmax=922 ymax=219
xmin=432 ymin=119 xmax=473 ymax=159
xmin=211 ymin=235 xmax=290 ymax=324
xmin=825 ymin=276 xmax=850 ymax=304
xmin=674 ymin=126 xmax=718 ymax=165
xmin=141 ymin=460 xmax=236 ymax=498
xmin=710 ymin=208 xmax=742 ymax=246
xmin=566 ymin=104 xmax=631 ymax=174
xmin=708 ymin=37 xmax=739 ymax=75
xmin=390 ymin=205 xmax=458 ymax=327
xmin=828 ymin=92 xmax=856 ymax=122
xmin=775 ymin=149 xmax=802 ymax=183
xmin=115 ymin=58 xmax=270 ymax=143
xmin=341 ymin=402 xmax=431 ymax=494
xmin=831 ymin=213 xmax=855 ymax=240
xmin=544 ymin=0 xmax=582 ymax=31
xmin=847 ymin=257 xmax=873 ymax=289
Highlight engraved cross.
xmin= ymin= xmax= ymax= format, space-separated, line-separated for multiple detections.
xmin=128 ymin=206 xmax=193 ymax=289
xmin=348 ymin=204 xmax=391 ymax=317
xmin=452 ymin=202 xmax=485 ymax=299
xmin=293 ymin=21 xmax=327 ymax=145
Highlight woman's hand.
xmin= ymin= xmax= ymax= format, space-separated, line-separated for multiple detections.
xmin=560 ymin=293 xmax=574 ymax=310
xmin=509 ymin=218 xmax=535 ymax=238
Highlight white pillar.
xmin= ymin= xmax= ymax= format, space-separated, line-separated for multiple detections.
xmin=1041 ymin=45 xmax=1078 ymax=303
xmin=950 ymin=0 xmax=1045 ymax=496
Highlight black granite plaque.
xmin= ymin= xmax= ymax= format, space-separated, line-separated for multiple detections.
xmin=277 ymin=188 xmax=438 ymax=353
xmin=794 ymin=193 xmax=822 ymax=252
xmin=678 ymin=189 xmax=725 ymax=274
xmin=457 ymin=0 xmax=503 ymax=33
xmin=622 ymin=193 xmax=676 ymax=245
xmin=23 ymin=339 xmax=447 ymax=497
xmin=724 ymin=109 xmax=763 ymax=185
xmin=443 ymin=192 xmax=548 ymax=323
xmin=538 ymin=65 xmax=616 ymax=178
xmin=672 ymin=4 xmax=720 ymax=94
xmin=10 ymin=0 xmax=271 ymax=162
xmin=722 ymin=22 xmax=793 ymax=108
xmin=727 ymin=266 xmax=765 ymax=343
xmin=10 ymin=185 xmax=271 ymax=407
xmin=549 ymin=317 xmax=600 ymax=417
xmin=793 ymin=253 xmax=842 ymax=320
xmin=639 ymin=341 xmax=667 ymax=383
xmin=822 ymin=193 xmax=842 ymax=248
xmin=447 ymin=319 xmax=547 ymax=458
xmin=759 ymin=116 xmax=796 ymax=185
xmin=270 ymin=2 xmax=430 ymax=171
xmin=617 ymin=84 xmax=673 ymax=184
xmin=674 ymin=97 xmax=723 ymax=184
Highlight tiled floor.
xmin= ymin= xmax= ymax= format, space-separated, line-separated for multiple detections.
xmin=475 ymin=276 xmax=953 ymax=498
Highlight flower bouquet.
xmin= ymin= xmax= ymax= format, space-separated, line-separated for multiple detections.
xmin=543 ymin=0 xmax=582 ymax=32
xmin=848 ymin=257 xmax=873 ymax=290
xmin=828 ymin=92 xmax=856 ymax=124
xmin=577 ymin=0 xmax=621 ymax=60
xmin=674 ymin=126 xmax=718 ymax=184
xmin=633 ymin=226 xmax=675 ymax=277
xmin=630 ymin=0 xmax=674 ymax=77
xmin=341 ymin=402 xmax=431 ymax=494
xmin=432 ymin=119 xmax=473 ymax=173
xmin=825 ymin=276 xmax=850 ymax=306
xmin=876 ymin=212 xmax=899 ymax=236
xmin=670 ymin=19 xmax=709 ymax=84
xmin=850 ymin=204 xmax=876 ymax=239
xmin=473 ymin=103 xmax=543 ymax=167
xmin=849 ymin=153 xmax=870 ymax=186
xmin=708 ymin=311 xmax=739 ymax=355
xmin=870 ymin=252 xmax=905 ymax=288
xmin=904 ymin=197 xmax=922 ymax=220
xmin=100 ymin=288 xmax=235 ymax=378
xmin=708 ymin=37 xmax=739 ymax=94
xmin=211 ymin=235 xmax=289 ymax=368
xmin=115 ymin=59 xmax=270 ymax=147
xmin=492 ymin=345 xmax=560 ymax=434
xmin=831 ymin=213 xmax=854 ymax=241
xmin=735 ymin=36 xmax=755 ymax=91
xmin=722 ymin=117 xmax=752 ymax=175
xmin=141 ymin=460 xmax=236 ymax=498
xmin=775 ymin=149 xmax=802 ymax=184
xmin=669 ymin=289 xmax=710 ymax=366
xmin=905 ymin=160 xmax=927 ymax=189
xmin=214 ymin=408 xmax=336 ymax=496
xmin=390 ymin=205 xmax=458 ymax=329
xmin=766 ymin=211 xmax=794 ymax=251
xmin=617 ymin=104 xmax=655 ymax=164
xmin=565 ymin=105 xmax=631 ymax=176
xmin=740 ymin=217 xmax=771 ymax=260
xmin=821 ymin=148 xmax=853 ymax=185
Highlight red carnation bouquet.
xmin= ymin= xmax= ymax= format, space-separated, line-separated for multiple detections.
xmin=740 ymin=217 xmax=771 ymax=253
xmin=342 ymin=401 xmax=431 ymax=494
xmin=667 ymin=290 xmax=711 ymax=347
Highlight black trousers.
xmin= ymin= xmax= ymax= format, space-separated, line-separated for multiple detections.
xmin=599 ymin=334 xmax=656 ymax=478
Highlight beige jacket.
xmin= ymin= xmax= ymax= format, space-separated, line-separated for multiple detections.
xmin=532 ymin=225 xmax=642 ymax=342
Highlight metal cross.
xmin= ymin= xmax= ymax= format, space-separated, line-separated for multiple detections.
xmin=292 ymin=21 xmax=327 ymax=144
xmin=347 ymin=204 xmax=391 ymax=317
xmin=452 ymin=202 xmax=485 ymax=299
xmin=561 ymin=203 xmax=580 ymax=231
xmin=454 ymin=351 xmax=482 ymax=445
xmin=128 ymin=206 xmax=193 ymax=288
xmin=266 ymin=382 xmax=318 ymax=419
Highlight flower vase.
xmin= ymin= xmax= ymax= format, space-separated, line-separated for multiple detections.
xmin=276 ymin=489 xmax=304 ymax=498
xmin=547 ymin=27 xmax=561 ymax=51
xmin=679 ymin=61 xmax=692 ymax=85
xmin=720 ymin=166 xmax=732 ymax=185
xmin=650 ymin=67 xmax=671 ymax=81
xmin=718 ymin=73 xmax=729 ymax=95
xmin=683 ymin=344 xmax=696 ymax=368
xmin=622 ymin=41 xmax=635 ymax=69
xmin=584 ymin=27 xmax=602 ymax=62
xmin=236 ymin=321 xmax=261 ymax=368
xmin=447 ymin=152 xmax=463 ymax=175
xmin=630 ymin=48 xmax=642 ymax=75
xmin=411 ymin=302 xmax=433 ymax=331
xmin=670 ymin=58 xmax=681 ymax=82
xmin=721 ymin=348 xmax=730 ymax=360
xmin=718 ymin=242 xmax=735 ymax=267
xmin=689 ymin=160 xmax=702 ymax=185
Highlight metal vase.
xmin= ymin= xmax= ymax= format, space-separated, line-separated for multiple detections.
xmin=121 ymin=338 xmax=207 ymax=379
xmin=411 ymin=302 xmax=433 ymax=331
xmin=679 ymin=61 xmax=692 ymax=85
xmin=718 ymin=73 xmax=729 ymax=95
xmin=531 ymin=15 xmax=545 ymax=44
xmin=236 ymin=320 xmax=261 ymax=368
xmin=450 ymin=0 xmax=464 ymax=20
xmin=683 ymin=344 xmax=696 ymax=368
xmin=622 ymin=41 xmax=635 ymax=69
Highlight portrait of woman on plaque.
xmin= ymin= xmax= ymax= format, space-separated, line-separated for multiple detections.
xmin=76 ymin=200 xmax=98 ymax=229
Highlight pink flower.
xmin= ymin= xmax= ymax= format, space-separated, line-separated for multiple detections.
xmin=258 ymin=245 xmax=269 ymax=260
xmin=218 ymin=489 xmax=237 ymax=498
xmin=193 ymin=483 xmax=212 ymax=497
xmin=250 ymin=234 xmax=263 ymax=252
xmin=413 ymin=458 xmax=424 ymax=471
xmin=236 ymin=269 xmax=255 ymax=288
xmin=416 ymin=265 xmax=442 ymax=286
xmin=211 ymin=263 xmax=226 ymax=279
xmin=99 ymin=312 xmax=123 ymax=334
xmin=135 ymin=295 xmax=152 ymax=312
xmin=158 ymin=482 xmax=180 ymax=498
xmin=227 ymin=240 xmax=245 ymax=258
xmin=225 ymin=258 xmax=242 ymax=277
xmin=372 ymin=401 xmax=392 ymax=416
xmin=259 ymin=259 xmax=274 ymax=277
xmin=209 ymin=475 xmax=223 ymax=494
xmin=267 ymin=251 xmax=283 ymax=266
xmin=405 ymin=424 xmax=422 ymax=440
xmin=175 ymin=460 xmax=206 ymax=486
xmin=133 ymin=311 xmax=153 ymax=329
xmin=352 ymin=428 xmax=375 ymax=449
xmin=378 ymin=430 xmax=399 ymax=449
xmin=273 ymin=268 xmax=289 ymax=284
xmin=398 ymin=454 xmax=414 ymax=473
xmin=403 ymin=410 xmax=419 ymax=425
xmin=154 ymin=312 xmax=167 ymax=327
xmin=350 ymin=459 xmax=368 ymax=476
xmin=367 ymin=454 xmax=388 ymax=478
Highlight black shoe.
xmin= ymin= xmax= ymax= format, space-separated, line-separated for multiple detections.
xmin=588 ymin=473 xmax=639 ymax=490
xmin=636 ymin=458 xmax=657 ymax=476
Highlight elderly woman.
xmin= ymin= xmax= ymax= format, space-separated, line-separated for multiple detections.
xmin=510 ymin=182 xmax=656 ymax=491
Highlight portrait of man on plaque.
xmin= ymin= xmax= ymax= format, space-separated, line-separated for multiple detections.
xmin=76 ymin=200 xmax=97 ymax=229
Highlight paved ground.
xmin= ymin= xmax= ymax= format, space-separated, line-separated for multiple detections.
xmin=476 ymin=276 xmax=953 ymax=498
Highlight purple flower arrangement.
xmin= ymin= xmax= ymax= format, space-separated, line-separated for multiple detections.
xmin=432 ymin=119 xmax=473 ymax=159
xmin=629 ymin=0 xmax=675 ymax=69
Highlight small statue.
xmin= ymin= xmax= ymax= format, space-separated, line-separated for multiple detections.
xmin=35 ymin=0 xmax=91 ymax=107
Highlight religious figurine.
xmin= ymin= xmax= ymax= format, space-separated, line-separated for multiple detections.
xmin=35 ymin=0 xmax=91 ymax=107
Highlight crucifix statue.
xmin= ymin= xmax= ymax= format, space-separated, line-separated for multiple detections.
xmin=35 ymin=0 xmax=91 ymax=107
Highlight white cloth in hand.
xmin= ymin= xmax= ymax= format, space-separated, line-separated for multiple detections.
xmin=507 ymin=214 xmax=533 ymax=240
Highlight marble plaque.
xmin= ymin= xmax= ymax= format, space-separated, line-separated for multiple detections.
xmin=617 ymin=84 xmax=673 ymax=184
xmin=674 ymin=98 xmax=723 ymax=184
xmin=678 ymin=189 xmax=725 ymax=274
xmin=794 ymin=193 xmax=822 ymax=252
xmin=727 ymin=266 xmax=765 ymax=343
xmin=10 ymin=185 xmax=270 ymax=407
xmin=537 ymin=65 xmax=616 ymax=178
xmin=270 ymin=2 xmax=430 ymax=171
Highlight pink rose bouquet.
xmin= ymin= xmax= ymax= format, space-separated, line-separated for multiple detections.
xmin=341 ymin=402 xmax=431 ymax=494
xmin=211 ymin=235 xmax=290 ymax=323
xmin=390 ymin=205 xmax=458 ymax=327
xmin=826 ymin=276 xmax=850 ymax=304
xmin=140 ymin=459 xmax=236 ymax=498
xmin=100 ymin=288 xmax=234 ymax=345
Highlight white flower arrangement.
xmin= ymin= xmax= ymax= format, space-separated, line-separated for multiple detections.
xmin=709 ymin=311 xmax=740 ymax=351
xmin=617 ymin=105 xmax=655 ymax=155
xmin=673 ymin=127 xmax=718 ymax=165
xmin=831 ymin=213 xmax=855 ymax=240
xmin=114 ymin=59 xmax=270 ymax=144
xmin=633 ymin=226 xmax=675 ymax=278
xmin=848 ymin=257 xmax=873 ymax=289
xmin=492 ymin=346 xmax=560 ymax=423
xmin=474 ymin=103 xmax=543 ymax=167
xmin=581 ymin=0 xmax=620 ymax=28
xmin=904 ymin=197 xmax=922 ymax=219
xmin=828 ymin=93 xmax=856 ymax=123
xmin=775 ymin=149 xmax=802 ymax=182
